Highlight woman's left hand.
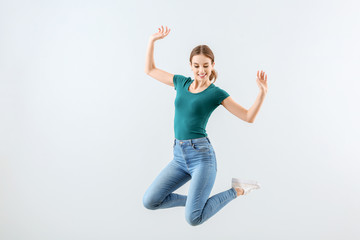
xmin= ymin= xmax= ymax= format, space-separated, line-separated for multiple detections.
xmin=256 ymin=70 xmax=268 ymax=94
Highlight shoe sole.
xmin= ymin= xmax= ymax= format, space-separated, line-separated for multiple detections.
xmin=232 ymin=178 xmax=261 ymax=188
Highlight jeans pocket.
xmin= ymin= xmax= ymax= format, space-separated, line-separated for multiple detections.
xmin=191 ymin=142 xmax=210 ymax=152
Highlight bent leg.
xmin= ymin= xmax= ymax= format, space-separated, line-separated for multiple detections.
xmin=185 ymin=164 xmax=237 ymax=226
xmin=143 ymin=160 xmax=191 ymax=210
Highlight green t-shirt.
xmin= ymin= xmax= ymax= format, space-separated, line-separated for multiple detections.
xmin=173 ymin=74 xmax=230 ymax=140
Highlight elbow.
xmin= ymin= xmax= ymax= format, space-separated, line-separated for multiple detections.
xmin=144 ymin=67 xmax=151 ymax=74
xmin=246 ymin=112 xmax=254 ymax=123
xmin=240 ymin=117 xmax=253 ymax=123
xmin=247 ymin=116 xmax=254 ymax=123
xmin=144 ymin=67 xmax=155 ymax=75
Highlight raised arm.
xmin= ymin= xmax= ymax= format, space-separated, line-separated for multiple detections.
xmin=144 ymin=25 xmax=174 ymax=87
xmin=144 ymin=38 xmax=156 ymax=73
xmin=222 ymin=70 xmax=268 ymax=123
xmin=222 ymin=96 xmax=249 ymax=122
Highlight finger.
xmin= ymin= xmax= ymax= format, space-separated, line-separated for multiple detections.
xmin=265 ymin=74 xmax=267 ymax=81
xmin=161 ymin=25 xmax=164 ymax=33
xmin=257 ymin=70 xmax=259 ymax=78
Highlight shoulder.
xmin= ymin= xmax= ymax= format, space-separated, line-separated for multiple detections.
xmin=173 ymin=74 xmax=191 ymax=82
xmin=173 ymin=75 xmax=192 ymax=90
xmin=212 ymin=84 xmax=230 ymax=95
xmin=212 ymin=84 xmax=230 ymax=105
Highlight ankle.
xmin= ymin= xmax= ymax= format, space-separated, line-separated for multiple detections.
xmin=234 ymin=187 xmax=244 ymax=196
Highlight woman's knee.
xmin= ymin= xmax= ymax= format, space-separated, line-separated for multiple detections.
xmin=185 ymin=212 xmax=202 ymax=226
xmin=142 ymin=192 xmax=159 ymax=210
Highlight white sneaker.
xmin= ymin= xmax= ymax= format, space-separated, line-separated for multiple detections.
xmin=232 ymin=178 xmax=261 ymax=195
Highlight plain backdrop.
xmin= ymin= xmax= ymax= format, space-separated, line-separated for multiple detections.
xmin=1 ymin=0 xmax=359 ymax=239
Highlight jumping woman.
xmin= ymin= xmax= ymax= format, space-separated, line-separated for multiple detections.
xmin=143 ymin=25 xmax=268 ymax=226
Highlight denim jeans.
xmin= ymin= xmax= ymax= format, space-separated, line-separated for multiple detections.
xmin=143 ymin=136 xmax=238 ymax=226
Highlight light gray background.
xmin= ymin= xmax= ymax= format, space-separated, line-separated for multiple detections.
xmin=1 ymin=0 xmax=359 ymax=239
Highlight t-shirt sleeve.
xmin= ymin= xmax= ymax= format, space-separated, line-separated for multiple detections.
xmin=215 ymin=87 xmax=230 ymax=105
xmin=173 ymin=74 xmax=189 ymax=90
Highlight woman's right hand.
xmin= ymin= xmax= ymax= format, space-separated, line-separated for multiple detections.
xmin=150 ymin=25 xmax=171 ymax=42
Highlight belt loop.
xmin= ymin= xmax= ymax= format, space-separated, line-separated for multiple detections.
xmin=206 ymin=136 xmax=211 ymax=144
xmin=190 ymin=139 xmax=193 ymax=146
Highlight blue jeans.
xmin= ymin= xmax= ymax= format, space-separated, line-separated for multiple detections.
xmin=143 ymin=136 xmax=238 ymax=226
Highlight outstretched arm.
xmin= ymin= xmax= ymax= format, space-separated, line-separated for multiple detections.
xmin=144 ymin=26 xmax=174 ymax=87
xmin=222 ymin=70 xmax=268 ymax=123
xmin=247 ymin=90 xmax=266 ymax=123
xmin=247 ymin=70 xmax=268 ymax=122
xmin=144 ymin=38 xmax=156 ymax=73
xmin=144 ymin=25 xmax=171 ymax=73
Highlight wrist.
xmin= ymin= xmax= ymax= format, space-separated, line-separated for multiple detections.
xmin=260 ymin=89 xmax=267 ymax=95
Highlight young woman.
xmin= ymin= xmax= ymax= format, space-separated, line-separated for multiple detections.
xmin=143 ymin=25 xmax=268 ymax=226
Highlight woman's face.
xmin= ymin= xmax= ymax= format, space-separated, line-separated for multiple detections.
xmin=190 ymin=55 xmax=215 ymax=82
